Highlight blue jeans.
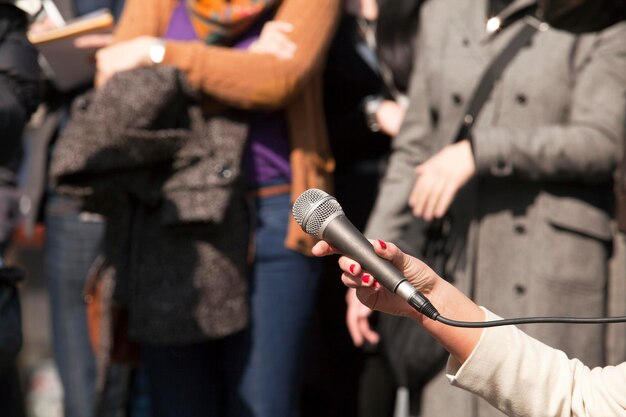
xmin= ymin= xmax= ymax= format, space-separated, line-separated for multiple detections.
xmin=45 ymin=194 xmax=104 ymax=417
xmin=45 ymin=194 xmax=151 ymax=417
xmin=230 ymin=192 xmax=321 ymax=417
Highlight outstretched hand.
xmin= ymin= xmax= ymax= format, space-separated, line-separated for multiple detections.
xmin=312 ymin=238 xmax=485 ymax=363
xmin=345 ymin=288 xmax=379 ymax=346
xmin=312 ymin=239 xmax=440 ymax=322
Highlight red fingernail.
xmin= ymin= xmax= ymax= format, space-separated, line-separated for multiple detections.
xmin=362 ymin=274 xmax=370 ymax=284
xmin=378 ymin=240 xmax=387 ymax=249
xmin=350 ymin=264 xmax=356 ymax=274
xmin=374 ymin=280 xmax=381 ymax=289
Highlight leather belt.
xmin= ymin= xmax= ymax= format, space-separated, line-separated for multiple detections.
xmin=247 ymin=183 xmax=291 ymax=199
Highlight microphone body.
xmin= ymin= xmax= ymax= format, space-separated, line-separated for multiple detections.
xmin=293 ymin=189 xmax=439 ymax=320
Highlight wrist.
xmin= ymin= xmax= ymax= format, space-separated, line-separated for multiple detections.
xmin=362 ymin=95 xmax=384 ymax=132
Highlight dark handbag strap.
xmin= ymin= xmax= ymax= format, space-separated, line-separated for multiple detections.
xmin=454 ymin=18 xmax=545 ymax=142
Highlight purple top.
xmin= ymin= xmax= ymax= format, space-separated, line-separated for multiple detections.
xmin=164 ymin=2 xmax=198 ymax=40
xmin=165 ymin=2 xmax=291 ymax=187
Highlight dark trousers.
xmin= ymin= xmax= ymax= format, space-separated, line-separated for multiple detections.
xmin=0 ymin=243 xmax=25 ymax=417
xmin=142 ymin=341 xmax=228 ymax=417
xmin=0 ymin=363 xmax=26 ymax=417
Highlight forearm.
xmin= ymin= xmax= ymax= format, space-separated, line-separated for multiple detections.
xmin=408 ymin=278 xmax=484 ymax=364
xmin=473 ymin=124 xmax=621 ymax=182
xmin=112 ymin=0 xmax=340 ymax=109
xmin=161 ymin=42 xmax=305 ymax=109
xmin=447 ymin=310 xmax=626 ymax=417
xmin=413 ymin=284 xmax=626 ymax=416
xmin=161 ymin=0 xmax=340 ymax=109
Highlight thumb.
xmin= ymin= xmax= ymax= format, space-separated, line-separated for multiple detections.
xmin=373 ymin=239 xmax=405 ymax=270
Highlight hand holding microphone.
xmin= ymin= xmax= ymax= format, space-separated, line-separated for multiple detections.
xmin=292 ymin=188 xmax=440 ymax=320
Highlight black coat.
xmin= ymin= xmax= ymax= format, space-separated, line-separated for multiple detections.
xmin=52 ymin=66 xmax=250 ymax=344
xmin=0 ymin=5 xmax=39 ymax=246
xmin=0 ymin=5 xmax=39 ymax=175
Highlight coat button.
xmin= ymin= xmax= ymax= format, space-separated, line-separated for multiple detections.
xmin=452 ymin=93 xmax=463 ymax=106
xmin=515 ymin=94 xmax=527 ymax=105
xmin=514 ymin=284 xmax=526 ymax=295
xmin=491 ymin=157 xmax=513 ymax=176
xmin=219 ymin=164 xmax=232 ymax=178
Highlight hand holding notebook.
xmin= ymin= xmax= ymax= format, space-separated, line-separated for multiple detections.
xmin=28 ymin=9 xmax=114 ymax=92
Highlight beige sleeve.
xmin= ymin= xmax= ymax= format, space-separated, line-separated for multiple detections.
xmin=447 ymin=309 xmax=626 ymax=417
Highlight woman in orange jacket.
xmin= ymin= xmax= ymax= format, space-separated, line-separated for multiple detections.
xmin=95 ymin=1 xmax=341 ymax=416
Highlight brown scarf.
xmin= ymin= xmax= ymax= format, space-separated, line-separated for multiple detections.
xmin=186 ymin=0 xmax=281 ymax=45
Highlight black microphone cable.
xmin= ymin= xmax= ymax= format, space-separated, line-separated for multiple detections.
xmin=435 ymin=316 xmax=626 ymax=328
xmin=434 ymin=311 xmax=626 ymax=328
xmin=405 ymin=293 xmax=626 ymax=327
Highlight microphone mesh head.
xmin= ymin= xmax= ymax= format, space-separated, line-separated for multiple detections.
xmin=292 ymin=188 xmax=344 ymax=237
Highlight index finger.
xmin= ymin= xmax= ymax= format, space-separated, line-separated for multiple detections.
xmin=74 ymin=34 xmax=114 ymax=49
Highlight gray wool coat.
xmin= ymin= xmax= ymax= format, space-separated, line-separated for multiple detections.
xmin=365 ymin=0 xmax=626 ymax=416
xmin=52 ymin=66 xmax=250 ymax=344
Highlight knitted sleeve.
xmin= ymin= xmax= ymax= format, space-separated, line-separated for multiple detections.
xmin=115 ymin=0 xmax=341 ymax=110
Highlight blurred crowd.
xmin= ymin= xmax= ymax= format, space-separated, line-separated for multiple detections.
xmin=0 ymin=0 xmax=625 ymax=417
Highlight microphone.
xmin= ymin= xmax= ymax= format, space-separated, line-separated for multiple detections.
xmin=292 ymin=189 xmax=440 ymax=320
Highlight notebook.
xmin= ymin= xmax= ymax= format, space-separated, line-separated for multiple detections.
xmin=28 ymin=9 xmax=114 ymax=92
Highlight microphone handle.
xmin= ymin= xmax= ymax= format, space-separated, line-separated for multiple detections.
xmin=322 ymin=215 xmax=439 ymax=320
